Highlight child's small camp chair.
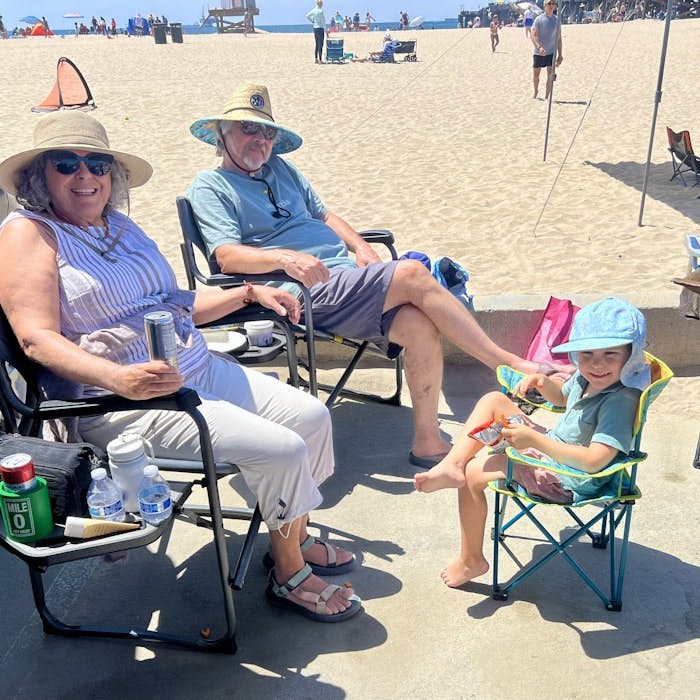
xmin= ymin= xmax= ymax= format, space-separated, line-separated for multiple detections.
xmin=489 ymin=353 xmax=672 ymax=611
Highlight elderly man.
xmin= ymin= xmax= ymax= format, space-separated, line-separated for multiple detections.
xmin=531 ymin=0 xmax=563 ymax=100
xmin=188 ymin=82 xmax=555 ymax=467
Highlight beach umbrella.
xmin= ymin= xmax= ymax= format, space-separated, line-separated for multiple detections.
xmin=638 ymin=0 xmax=673 ymax=226
xmin=516 ymin=2 xmax=543 ymax=15
xmin=19 ymin=15 xmax=41 ymax=24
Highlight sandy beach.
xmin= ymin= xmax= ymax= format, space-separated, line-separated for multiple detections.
xmin=0 ymin=20 xmax=698 ymax=297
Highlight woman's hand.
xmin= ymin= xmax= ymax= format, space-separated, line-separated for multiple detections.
xmin=111 ymin=361 xmax=184 ymax=400
xmin=251 ymin=285 xmax=302 ymax=324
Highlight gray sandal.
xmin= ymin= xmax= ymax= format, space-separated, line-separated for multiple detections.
xmin=263 ymin=534 xmax=356 ymax=576
xmin=265 ymin=563 xmax=362 ymax=622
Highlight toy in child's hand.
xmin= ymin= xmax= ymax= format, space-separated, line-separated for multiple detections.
xmin=469 ymin=414 xmax=527 ymax=452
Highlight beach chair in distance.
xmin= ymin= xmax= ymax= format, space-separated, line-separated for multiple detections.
xmin=666 ymin=127 xmax=700 ymax=187
xmin=325 ymin=38 xmax=346 ymax=64
xmin=489 ymin=353 xmax=672 ymax=610
xmin=0 ymin=305 xmax=262 ymax=654
xmin=176 ymin=196 xmax=403 ymax=407
xmin=394 ymin=39 xmax=418 ymax=61
xmin=31 ymin=57 xmax=96 ymax=113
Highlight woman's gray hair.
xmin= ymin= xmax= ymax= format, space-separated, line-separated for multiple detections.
xmin=14 ymin=153 xmax=131 ymax=214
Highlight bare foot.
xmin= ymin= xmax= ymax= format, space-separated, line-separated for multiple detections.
xmin=411 ymin=437 xmax=452 ymax=460
xmin=440 ymin=558 xmax=490 ymax=587
xmin=414 ymin=459 xmax=466 ymax=493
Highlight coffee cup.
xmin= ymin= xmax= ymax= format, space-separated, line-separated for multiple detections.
xmin=244 ymin=320 xmax=274 ymax=347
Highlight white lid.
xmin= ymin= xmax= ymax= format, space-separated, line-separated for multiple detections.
xmin=91 ymin=467 xmax=107 ymax=480
xmin=244 ymin=320 xmax=274 ymax=332
xmin=143 ymin=464 xmax=159 ymax=478
xmin=106 ymin=433 xmax=146 ymax=462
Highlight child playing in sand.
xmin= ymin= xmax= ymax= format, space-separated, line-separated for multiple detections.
xmin=414 ymin=297 xmax=650 ymax=588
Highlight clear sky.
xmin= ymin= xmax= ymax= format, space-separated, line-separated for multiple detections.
xmin=1 ymin=1 xmax=483 ymax=29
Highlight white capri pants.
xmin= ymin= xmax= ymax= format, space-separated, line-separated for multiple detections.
xmin=79 ymin=354 xmax=334 ymax=531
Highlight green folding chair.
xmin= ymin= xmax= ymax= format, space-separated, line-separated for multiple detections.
xmin=489 ymin=353 xmax=673 ymax=610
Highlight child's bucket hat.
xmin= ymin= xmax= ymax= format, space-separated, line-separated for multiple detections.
xmin=552 ymin=297 xmax=650 ymax=390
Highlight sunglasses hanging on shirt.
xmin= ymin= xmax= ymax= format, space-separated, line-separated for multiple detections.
xmin=250 ymin=174 xmax=291 ymax=219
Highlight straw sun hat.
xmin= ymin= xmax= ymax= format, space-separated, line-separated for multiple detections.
xmin=0 ymin=111 xmax=153 ymax=195
xmin=190 ymin=81 xmax=303 ymax=156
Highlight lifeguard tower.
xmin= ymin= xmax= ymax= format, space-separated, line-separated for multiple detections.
xmin=202 ymin=1 xmax=259 ymax=33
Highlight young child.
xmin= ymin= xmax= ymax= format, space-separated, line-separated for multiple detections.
xmin=414 ymin=297 xmax=650 ymax=588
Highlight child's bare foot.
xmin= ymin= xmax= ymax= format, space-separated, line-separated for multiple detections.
xmin=414 ymin=459 xmax=466 ymax=493
xmin=440 ymin=557 xmax=490 ymax=587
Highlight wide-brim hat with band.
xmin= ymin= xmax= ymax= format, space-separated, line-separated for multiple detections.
xmin=190 ymin=81 xmax=303 ymax=156
xmin=552 ymin=296 xmax=650 ymax=391
xmin=0 ymin=111 xmax=153 ymax=195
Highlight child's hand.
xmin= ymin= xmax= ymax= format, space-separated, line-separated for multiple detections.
xmin=502 ymin=423 xmax=537 ymax=451
xmin=513 ymin=373 xmax=545 ymax=399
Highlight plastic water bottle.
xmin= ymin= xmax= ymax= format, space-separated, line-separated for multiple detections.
xmin=137 ymin=465 xmax=172 ymax=526
xmin=87 ymin=468 xmax=125 ymax=522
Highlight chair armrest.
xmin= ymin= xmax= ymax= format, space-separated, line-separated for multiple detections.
xmin=496 ymin=365 xmax=564 ymax=413
xmin=504 ymin=446 xmax=647 ymax=480
xmin=359 ymin=229 xmax=395 ymax=245
xmin=35 ymin=388 xmax=203 ymax=420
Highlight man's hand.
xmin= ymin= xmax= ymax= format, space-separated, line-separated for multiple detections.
xmin=279 ymin=251 xmax=330 ymax=287
xmin=556 ymin=55 xmax=563 ymax=67
xmin=111 ymin=361 xmax=184 ymax=400
xmin=354 ymin=242 xmax=382 ymax=267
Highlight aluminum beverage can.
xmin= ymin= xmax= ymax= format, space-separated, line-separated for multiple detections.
xmin=0 ymin=453 xmax=37 ymax=493
xmin=144 ymin=311 xmax=179 ymax=369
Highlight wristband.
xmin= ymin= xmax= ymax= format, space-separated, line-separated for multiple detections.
xmin=242 ymin=281 xmax=255 ymax=305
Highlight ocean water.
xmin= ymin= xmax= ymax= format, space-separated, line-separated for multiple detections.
xmin=47 ymin=18 xmax=461 ymax=37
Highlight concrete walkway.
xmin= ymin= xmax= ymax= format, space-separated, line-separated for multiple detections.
xmin=1 ymin=360 xmax=699 ymax=700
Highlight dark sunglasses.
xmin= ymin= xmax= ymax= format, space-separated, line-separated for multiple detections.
xmin=47 ymin=150 xmax=114 ymax=176
xmin=239 ymin=121 xmax=279 ymax=141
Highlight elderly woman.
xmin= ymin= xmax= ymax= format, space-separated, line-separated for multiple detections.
xmin=0 ymin=111 xmax=360 ymax=623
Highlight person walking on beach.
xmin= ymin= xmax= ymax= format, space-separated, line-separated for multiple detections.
xmin=523 ymin=7 xmax=534 ymax=37
xmin=0 ymin=16 xmax=8 ymax=40
xmin=490 ymin=14 xmax=500 ymax=52
xmin=414 ymin=298 xmax=649 ymax=588
xmin=306 ymin=0 xmax=327 ymax=64
xmin=187 ymin=81 xmax=568 ymax=468
xmin=531 ymin=0 xmax=563 ymax=100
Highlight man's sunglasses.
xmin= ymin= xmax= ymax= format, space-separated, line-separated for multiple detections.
xmin=239 ymin=121 xmax=279 ymax=141
xmin=47 ymin=150 xmax=114 ymax=176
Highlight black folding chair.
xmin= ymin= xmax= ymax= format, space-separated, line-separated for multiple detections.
xmin=0 ymin=307 xmax=260 ymax=654
xmin=667 ymin=127 xmax=700 ymax=187
xmin=176 ymin=196 xmax=403 ymax=407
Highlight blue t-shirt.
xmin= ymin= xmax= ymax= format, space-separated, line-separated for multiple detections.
xmin=547 ymin=373 xmax=640 ymax=500
xmin=532 ymin=13 xmax=559 ymax=55
xmin=188 ymin=157 xmax=356 ymax=291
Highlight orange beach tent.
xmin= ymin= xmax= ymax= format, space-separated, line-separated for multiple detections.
xmin=30 ymin=22 xmax=53 ymax=36
xmin=32 ymin=57 xmax=96 ymax=112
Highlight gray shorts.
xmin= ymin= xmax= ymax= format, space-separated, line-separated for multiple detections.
xmin=302 ymin=261 xmax=403 ymax=358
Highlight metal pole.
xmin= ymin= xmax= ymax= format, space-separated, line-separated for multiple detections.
xmin=638 ymin=0 xmax=674 ymax=227
xmin=543 ymin=13 xmax=562 ymax=162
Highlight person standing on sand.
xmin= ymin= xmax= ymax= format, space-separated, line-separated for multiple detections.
xmin=531 ymin=0 xmax=562 ymax=100
xmin=490 ymin=14 xmax=500 ymax=52
xmin=523 ymin=7 xmax=534 ymax=37
xmin=306 ymin=0 xmax=327 ymax=64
